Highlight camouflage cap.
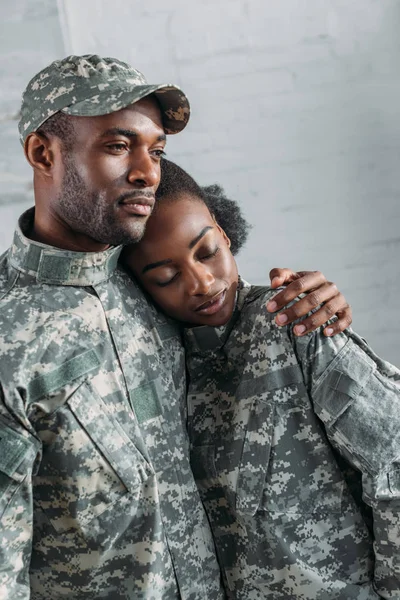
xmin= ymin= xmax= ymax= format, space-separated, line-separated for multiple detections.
xmin=18 ymin=54 xmax=190 ymax=144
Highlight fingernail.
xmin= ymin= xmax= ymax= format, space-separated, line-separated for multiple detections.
xmin=271 ymin=277 xmax=280 ymax=287
xmin=325 ymin=327 xmax=334 ymax=336
xmin=267 ymin=301 xmax=277 ymax=312
xmin=294 ymin=324 xmax=306 ymax=335
xmin=276 ymin=313 xmax=288 ymax=325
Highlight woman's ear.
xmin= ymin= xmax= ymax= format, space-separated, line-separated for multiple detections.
xmin=24 ymin=131 xmax=55 ymax=175
xmin=213 ymin=216 xmax=231 ymax=248
xmin=223 ymin=230 xmax=232 ymax=248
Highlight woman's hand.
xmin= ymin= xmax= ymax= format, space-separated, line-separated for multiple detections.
xmin=267 ymin=268 xmax=352 ymax=337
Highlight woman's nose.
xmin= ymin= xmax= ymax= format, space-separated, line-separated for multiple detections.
xmin=185 ymin=264 xmax=215 ymax=296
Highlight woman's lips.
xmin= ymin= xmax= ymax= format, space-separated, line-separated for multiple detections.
xmin=195 ymin=290 xmax=227 ymax=315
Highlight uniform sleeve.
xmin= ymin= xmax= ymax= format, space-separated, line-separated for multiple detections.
xmin=294 ymin=327 xmax=400 ymax=475
xmin=293 ymin=327 xmax=400 ymax=598
xmin=362 ymin=469 xmax=400 ymax=598
xmin=0 ymin=404 xmax=41 ymax=600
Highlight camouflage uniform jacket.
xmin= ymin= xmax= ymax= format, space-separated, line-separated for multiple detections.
xmin=185 ymin=279 xmax=400 ymax=599
xmin=0 ymin=211 xmax=224 ymax=600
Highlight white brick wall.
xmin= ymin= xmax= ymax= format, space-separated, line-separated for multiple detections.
xmin=0 ymin=0 xmax=66 ymax=255
xmin=1 ymin=0 xmax=399 ymax=363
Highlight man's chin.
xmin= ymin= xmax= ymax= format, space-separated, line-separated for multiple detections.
xmin=94 ymin=223 xmax=147 ymax=246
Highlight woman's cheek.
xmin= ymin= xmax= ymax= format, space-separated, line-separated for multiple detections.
xmin=155 ymin=291 xmax=177 ymax=315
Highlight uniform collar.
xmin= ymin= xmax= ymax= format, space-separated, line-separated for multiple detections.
xmin=8 ymin=208 xmax=122 ymax=286
xmin=184 ymin=278 xmax=251 ymax=352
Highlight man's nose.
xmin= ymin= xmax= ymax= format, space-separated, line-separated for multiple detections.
xmin=186 ymin=264 xmax=215 ymax=296
xmin=127 ymin=150 xmax=160 ymax=188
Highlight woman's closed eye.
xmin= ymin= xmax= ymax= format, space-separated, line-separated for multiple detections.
xmin=156 ymin=272 xmax=179 ymax=287
xmin=197 ymin=246 xmax=220 ymax=261
xmin=153 ymin=247 xmax=220 ymax=287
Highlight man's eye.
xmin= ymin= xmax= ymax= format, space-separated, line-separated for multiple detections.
xmin=151 ymin=149 xmax=167 ymax=158
xmin=107 ymin=143 xmax=128 ymax=152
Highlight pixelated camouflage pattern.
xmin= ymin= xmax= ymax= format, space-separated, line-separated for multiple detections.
xmin=18 ymin=54 xmax=190 ymax=144
xmin=0 ymin=210 xmax=224 ymax=600
xmin=185 ymin=279 xmax=400 ymax=599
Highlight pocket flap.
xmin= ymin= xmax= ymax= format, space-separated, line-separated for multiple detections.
xmin=28 ymin=347 xmax=101 ymax=403
xmin=314 ymin=342 xmax=375 ymax=425
xmin=68 ymin=382 xmax=153 ymax=491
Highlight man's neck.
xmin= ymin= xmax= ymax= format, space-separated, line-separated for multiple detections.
xmin=29 ymin=216 xmax=110 ymax=253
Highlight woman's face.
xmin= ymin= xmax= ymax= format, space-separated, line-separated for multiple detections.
xmin=124 ymin=194 xmax=239 ymax=326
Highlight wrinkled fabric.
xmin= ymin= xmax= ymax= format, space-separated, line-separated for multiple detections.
xmin=0 ymin=210 xmax=224 ymax=600
xmin=185 ymin=280 xmax=400 ymax=599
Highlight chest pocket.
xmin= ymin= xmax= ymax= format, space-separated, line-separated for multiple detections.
xmin=235 ymin=365 xmax=344 ymax=517
xmin=33 ymin=380 xmax=153 ymax=537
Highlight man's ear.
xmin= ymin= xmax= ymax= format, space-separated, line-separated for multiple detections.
xmin=213 ymin=215 xmax=231 ymax=248
xmin=24 ymin=132 xmax=57 ymax=175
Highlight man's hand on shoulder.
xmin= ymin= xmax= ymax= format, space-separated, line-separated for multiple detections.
xmin=266 ymin=268 xmax=352 ymax=337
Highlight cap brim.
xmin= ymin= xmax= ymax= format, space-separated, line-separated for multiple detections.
xmin=61 ymin=83 xmax=190 ymax=134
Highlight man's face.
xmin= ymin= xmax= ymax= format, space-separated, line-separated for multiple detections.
xmin=53 ymin=97 xmax=166 ymax=246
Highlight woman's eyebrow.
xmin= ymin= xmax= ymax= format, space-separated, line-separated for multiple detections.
xmin=188 ymin=226 xmax=213 ymax=249
xmin=142 ymin=258 xmax=172 ymax=274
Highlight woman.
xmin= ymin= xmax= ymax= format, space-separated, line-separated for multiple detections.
xmin=123 ymin=159 xmax=400 ymax=599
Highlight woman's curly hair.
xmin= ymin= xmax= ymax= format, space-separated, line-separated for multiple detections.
xmin=202 ymin=183 xmax=251 ymax=256
xmin=156 ymin=158 xmax=251 ymax=255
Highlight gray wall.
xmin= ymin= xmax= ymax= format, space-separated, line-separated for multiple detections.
xmin=1 ymin=0 xmax=399 ymax=363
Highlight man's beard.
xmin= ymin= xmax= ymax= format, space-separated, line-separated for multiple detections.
xmin=57 ymin=158 xmax=147 ymax=246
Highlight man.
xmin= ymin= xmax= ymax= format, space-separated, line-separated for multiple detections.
xmin=0 ymin=54 xmax=354 ymax=599
xmin=0 ymin=54 xmax=225 ymax=600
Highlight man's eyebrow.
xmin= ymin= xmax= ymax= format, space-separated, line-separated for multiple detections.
xmin=142 ymin=258 xmax=173 ymax=274
xmin=188 ymin=226 xmax=213 ymax=249
xmin=100 ymin=128 xmax=166 ymax=142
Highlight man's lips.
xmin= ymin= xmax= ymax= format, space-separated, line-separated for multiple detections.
xmin=119 ymin=196 xmax=155 ymax=217
xmin=195 ymin=289 xmax=227 ymax=315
